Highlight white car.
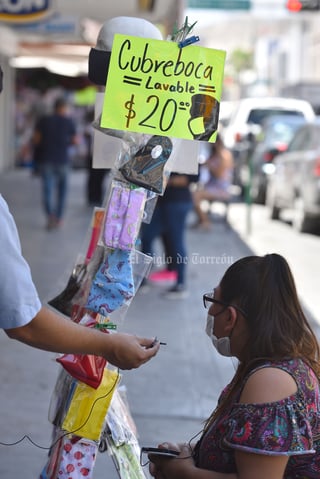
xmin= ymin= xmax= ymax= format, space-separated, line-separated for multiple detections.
xmin=266 ymin=118 xmax=320 ymax=234
xmin=220 ymin=97 xmax=316 ymax=189
xmin=222 ymin=97 xmax=315 ymax=150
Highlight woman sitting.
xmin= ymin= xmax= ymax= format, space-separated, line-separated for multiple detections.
xmin=148 ymin=253 xmax=320 ymax=479
xmin=192 ymin=134 xmax=234 ymax=230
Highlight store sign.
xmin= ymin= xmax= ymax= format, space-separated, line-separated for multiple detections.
xmin=0 ymin=0 xmax=54 ymax=23
xmin=101 ymin=34 xmax=226 ymax=142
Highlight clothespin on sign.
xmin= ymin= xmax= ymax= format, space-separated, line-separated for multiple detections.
xmin=178 ymin=35 xmax=200 ymax=48
xmin=170 ymin=16 xmax=198 ymax=43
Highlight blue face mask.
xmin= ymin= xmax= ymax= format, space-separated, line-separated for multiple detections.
xmin=205 ymin=313 xmax=233 ymax=357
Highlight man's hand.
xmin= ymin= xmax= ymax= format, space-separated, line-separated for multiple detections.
xmin=103 ymin=333 xmax=160 ymax=369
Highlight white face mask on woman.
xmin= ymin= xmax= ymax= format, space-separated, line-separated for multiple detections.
xmin=206 ymin=313 xmax=232 ymax=357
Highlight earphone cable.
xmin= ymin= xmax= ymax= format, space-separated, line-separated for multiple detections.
xmin=0 ymin=368 xmax=120 ymax=450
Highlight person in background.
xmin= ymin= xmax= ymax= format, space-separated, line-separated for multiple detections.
xmin=141 ymin=172 xmax=198 ymax=299
xmin=33 ymin=97 xmax=78 ymax=230
xmin=148 ymin=253 xmax=320 ymax=479
xmin=84 ymin=108 xmax=109 ymax=207
xmin=192 ymin=134 xmax=234 ymax=230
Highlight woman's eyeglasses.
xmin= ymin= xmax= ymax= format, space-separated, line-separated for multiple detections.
xmin=203 ymin=292 xmax=247 ymax=317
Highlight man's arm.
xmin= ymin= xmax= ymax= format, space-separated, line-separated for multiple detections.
xmin=5 ymin=306 xmax=160 ymax=370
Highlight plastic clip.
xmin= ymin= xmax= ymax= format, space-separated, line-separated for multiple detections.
xmin=178 ymin=35 xmax=200 ymax=48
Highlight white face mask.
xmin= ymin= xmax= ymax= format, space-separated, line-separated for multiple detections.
xmin=206 ymin=313 xmax=232 ymax=357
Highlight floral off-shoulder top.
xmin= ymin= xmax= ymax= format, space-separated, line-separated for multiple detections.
xmin=194 ymin=358 xmax=320 ymax=478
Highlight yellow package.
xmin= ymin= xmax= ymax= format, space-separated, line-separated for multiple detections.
xmin=62 ymin=368 xmax=120 ymax=441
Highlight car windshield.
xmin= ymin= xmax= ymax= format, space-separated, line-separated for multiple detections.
xmin=247 ymin=109 xmax=304 ymax=125
xmin=264 ymin=118 xmax=306 ymax=147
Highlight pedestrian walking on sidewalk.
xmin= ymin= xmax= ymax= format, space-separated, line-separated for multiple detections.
xmin=141 ymin=172 xmax=198 ymax=299
xmin=148 ymin=253 xmax=320 ymax=479
xmin=33 ymin=97 xmax=78 ymax=230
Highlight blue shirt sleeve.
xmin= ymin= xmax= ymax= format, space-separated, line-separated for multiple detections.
xmin=0 ymin=195 xmax=41 ymax=329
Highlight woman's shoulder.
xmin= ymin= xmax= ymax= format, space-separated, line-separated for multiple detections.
xmin=247 ymin=357 xmax=315 ymax=378
xmin=240 ymin=363 xmax=297 ymax=404
xmin=240 ymin=358 xmax=318 ymax=404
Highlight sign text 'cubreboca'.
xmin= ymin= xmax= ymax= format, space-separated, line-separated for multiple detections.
xmin=101 ymin=34 xmax=226 ymax=142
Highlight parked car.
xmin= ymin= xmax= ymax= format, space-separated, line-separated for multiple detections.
xmin=250 ymin=114 xmax=308 ymax=204
xmin=221 ymin=97 xmax=316 ymax=191
xmin=266 ymin=118 xmax=320 ymax=233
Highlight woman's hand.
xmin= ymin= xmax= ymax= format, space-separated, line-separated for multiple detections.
xmin=149 ymin=442 xmax=194 ymax=479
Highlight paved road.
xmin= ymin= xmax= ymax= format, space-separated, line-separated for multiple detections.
xmin=228 ymin=202 xmax=320 ymax=329
xmin=0 ymin=169 xmax=318 ymax=479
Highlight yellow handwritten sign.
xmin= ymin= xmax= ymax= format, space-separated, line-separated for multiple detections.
xmin=101 ymin=34 xmax=226 ymax=142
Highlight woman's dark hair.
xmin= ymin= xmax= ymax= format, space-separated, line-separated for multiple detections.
xmin=220 ymin=253 xmax=319 ymax=370
xmin=203 ymin=253 xmax=320 ymax=432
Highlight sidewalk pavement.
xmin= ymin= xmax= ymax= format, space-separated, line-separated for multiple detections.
xmin=0 ymin=168 xmax=318 ymax=479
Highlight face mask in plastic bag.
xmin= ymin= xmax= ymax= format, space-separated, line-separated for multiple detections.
xmin=55 ymin=308 xmax=115 ymax=389
xmin=103 ymin=181 xmax=146 ymax=251
xmin=56 ymin=353 xmax=107 ymax=390
xmin=85 ymin=248 xmax=134 ymax=315
xmin=84 ymin=207 xmax=105 ymax=263
xmin=39 ymin=432 xmax=98 ymax=479
xmin=62 ymin=367 xmax=120 ymax=442
xmin=48 ymin=369 xmax=76 ymax=428
xmin=105 ymin=388 xmax=139 ymax=447
xmin=119 ymin=135 xmax=173 ymax=194
xmin=105 ymin=435 xmax=147 ymax=479
xmin=70 ymin=245 xmax=105 ymax=312
xmin=48 ymin=263 xmax=87 ymax=317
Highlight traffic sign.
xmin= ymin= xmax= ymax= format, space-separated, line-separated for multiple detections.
xmin=188 ymin=0 xmax=251 ymax=10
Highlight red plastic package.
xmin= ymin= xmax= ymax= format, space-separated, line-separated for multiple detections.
xmin=56 ymin=353 xmax=107 ymax=389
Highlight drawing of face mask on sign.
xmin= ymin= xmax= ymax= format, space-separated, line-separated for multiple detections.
xmin=188 ymin=94 xmax=220 ymax=141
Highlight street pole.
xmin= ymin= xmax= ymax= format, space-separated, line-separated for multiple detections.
xmin=244 ymin=132 xmax=255 ymax=236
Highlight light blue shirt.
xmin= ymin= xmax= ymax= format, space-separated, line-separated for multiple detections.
xmin=0 ymin=195 xmax=41 ymax=329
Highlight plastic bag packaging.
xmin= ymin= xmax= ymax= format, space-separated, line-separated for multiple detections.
xmin=100 ymin=387 xmax=146 ymax=479
xmin=85 ymin=248 xmax=134 ymax=316
xmin=92 ymin=114 xmax=142 ymax=144
xmin=47 ymin=208 xmax=105 ymax=317
xmin=141 ymin=192 xmax=158 ymax=224
xmin=119 ymin=135 xmax=173 ymax=194
xmin=102 ymin=180 xmax=147 ymax=251
xmin=39 ymin=432 xmax=98 ymax=479
xmin=84 ymin=207 xmax=105 ymax=263
xmin=70 ymin=245 xmax=105 ymax=311
xmin=48 ymin=369 xmax=77 ymax=427
xmin=47 ymin=261 xmax=87 ymax=317
xmin=115 ymin=134 xmax=182 ymax=195
xmin=54 ymin=308 xmax=117 ymax=389
xmin=62 ymin=367 xmax=120 ymax=442
xmin=105 ymin=387 xmax=139 ymax=446
xmin=130 ymin=250 xmax=153 ymax=291
xmin=56 ymin=353 xmax=107 ymax=390
xmin=85 ymin=248 xmax=152 ymax=324
xmin=104 ymin=434 xmax=147 ymax=479
xmin=115 ymin=134 xmax=176 ymax=195
xmin=70 ymin=304 xmax=116 ymax=330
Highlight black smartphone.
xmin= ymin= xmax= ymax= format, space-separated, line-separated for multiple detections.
xmin=141 ymin=446 xmax=179 ymax=458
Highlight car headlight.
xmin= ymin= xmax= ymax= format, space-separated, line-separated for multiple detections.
xmin=262 ymin=163 xmax=276 ymax=175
